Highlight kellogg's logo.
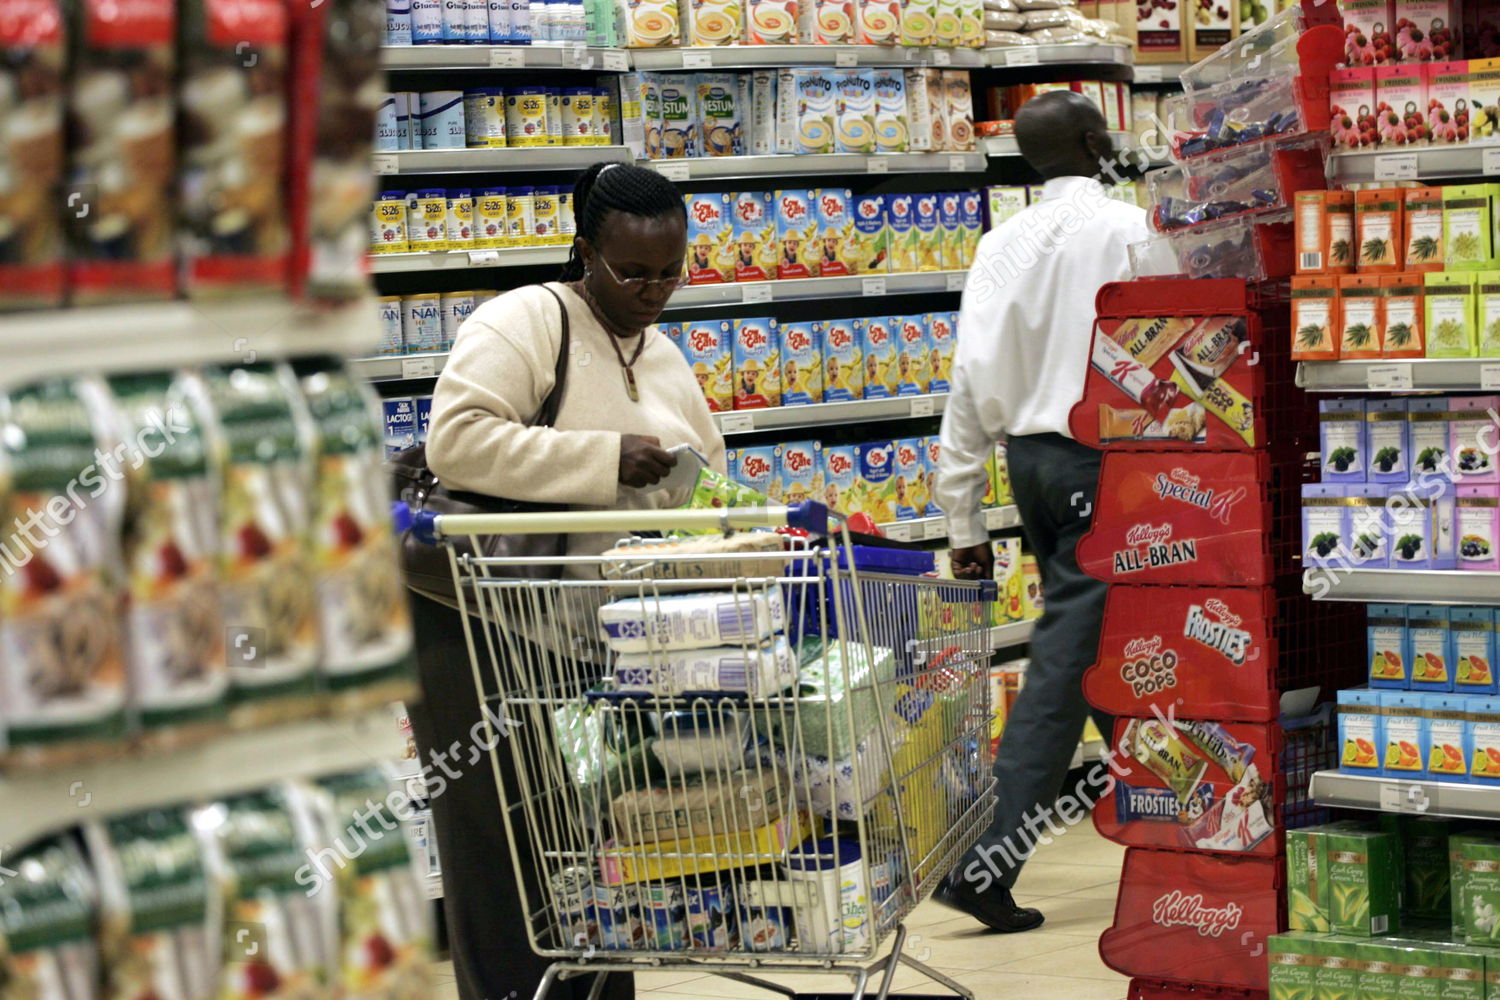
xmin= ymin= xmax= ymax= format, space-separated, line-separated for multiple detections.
xmin=741 ymin=455 xmax=771 ymax=478
xmin=691 ymin=200 xmax=722 ymax=225
xmin=781 ymin=197 xmax=808 ymax=221
xmin=689 ymin=329 xmax=718 ymax=353
xmin=1150 ymin=891 xmax=1244 ymax=939
xmin=828 ymin=326 xmax=852 ymax=349
xmin=784 ymin=449 xmax=814 ymax=473
xmin=740 ymin=327 xmax=768 ymax=350
xmin=858 ymin=200 xmax=880 ymax=220
xmin=786 ymin=329 xmax=811 ymax=351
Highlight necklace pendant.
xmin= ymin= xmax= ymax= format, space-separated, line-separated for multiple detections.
xmin=623 ymin=367 xmax=639 ymax=402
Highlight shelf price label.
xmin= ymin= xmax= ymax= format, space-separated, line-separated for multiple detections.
xmin=945 ymin=272 xmax=964 ymax=292
xmin=488 ymin=47 xmax=525 ymax=67
xmin=602 ymin=50 xmax=628 ymax=71
xmin=861 ymin=277 xmax=886 ymax=296
xmin=1135 ymin=65 xmax=1163 ymax=83
xmin=466 ymin=250 xmax=500 ymax=266
xmin=1484 ymin=147 xmax=1500 ymax=178
xmin=372 ymin=154 xmax=398 ymax=175
xmin=948 ymin=155 xmax=969 ymax=173
xmin=1379 ymin=780 xmax=1433 ymax=814
xmin=1006 ymin=48 xmax=1039 ymax=66
xmin=866 ymin=156 xmax=890 ymax=174
xmin=1373 ymin=153 xmax=1419 ymax=181
xmin=922 ymin=519 xmax=948 ymax=540
xmin=884 ymin=522 xmax=914 ymax=542
xmin=742 ymin=283 xmax=773 ymax=303
xmin=401 ymin=356 xmax=438 ymax=380
xmin=1365 ymin=363 xmax=1413 ymax=391
xmin=909 ymin=396 xmax=936 ymax=417
xmin=1483 ymin=363 xmax=1500 ymax=391
xmin=657 ymin=161 xmax=691 ymax=181
xmin=932 ymin=48 xmax=951 ymax=65
xmin=682 ymin=50 xmax=712 ymax=68
xmin=835 ymin=49 xmax=858 ymax=66
xmin=720 ymin=413 xmax=755 ymax=433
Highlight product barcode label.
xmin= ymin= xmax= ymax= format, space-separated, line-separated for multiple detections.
xmin=835 ymin=49 xmax=858 ymax=66
xmin=489 ymin=47 xmax=525 ymax=67
xmin=948 ymin=155 xmax=969 ymax=173
xmin=1365 ymin=363 xmax=1412 ymax=390
xmin=866 ymin=156 xmax=890 ymax=174
xmin=885 ymin=522 xmax=914 ymax=542
xmin=1299 ymin=252 xmax=1323 ymax=271
xmin=602 ymin=50 xmax=628 ymax=71
xmin=945 ymin=272 xmax=964 ymax=291
xmin=742 ymin=283 xmax=772 ymax=303
xmin=1373 ymin=153 xmax=1418 ymax=181
xmin=682 ymin=50 xmax=712 ymax=68
xmin=720 ymin=413 xmax=754 ymax=433
xmin=861 ymin=277 xmax=886 ymax=296
xmin=933 ymin=48 xmax=951 ymax=65
xmin=372 ymin=154 xmax=398 ymax=175
xmin=401 ymin=356 xmax=438 ymax=380
xmin=1006 ymin=47 xmax=1039 ymax=65
xmin=657 ymin=161 xmax=691 ymax=181
xmin=467 ymin=249 xmax=500 ymax=265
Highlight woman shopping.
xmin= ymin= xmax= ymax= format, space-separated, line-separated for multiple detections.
xmin=407 ymin=162 xmax=726 ymax=1000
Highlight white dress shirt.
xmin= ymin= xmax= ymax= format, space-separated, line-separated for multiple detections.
xmin=935 ymin=176 xmax=1149 ymax=549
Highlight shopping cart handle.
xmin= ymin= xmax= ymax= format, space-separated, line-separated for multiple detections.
xmin=410 ymin=508 xmax=443 ymax=546
xmin=391 ymin=501 xmax=414 ymax=536
xmin=977 ymin=579 xmax=998 ymax=603
xmin=785 ymin=500 xmax=832 ymax=535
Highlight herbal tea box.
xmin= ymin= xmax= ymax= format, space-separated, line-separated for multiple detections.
xmin=1297 ymin=190 xmax=1348 ymax=273
xmin=1339 ymin=687 xmax=1384 ymax=773
xmin=1406 ymin=187 xmax=1447 ymax=272
xmin=1381 ymin=690 xmax=1428 ymax=778
xmin=1426 ymin=61 xmax=1470 ymax=142
xmin=1410 ymin=478 xmax=1459 ymax=567
xmin=1268 ymin=934 xmax=1322 ymax=997
xmin=1453 ymin=837 xmax=1500 ymax=942
xmin=1374 ymin=63 xmax=1428 ymax=147
xmin=1449 ymin=393 xmax=1499 ymax=482
xmin=1478 ymin=270 xmax=1500 ymax=357
xmin=1291 ymin=275 xmax=1341 ymax=359
xmin=1367 ymin=398 xmax=1411 ymax=483
xmin=1325 ymin=828 xmax=1403 ymax=936
xmin=1381 ymin=273 xmax=1427 ymax=357
xmin=1349 ymin=484 xmax=1392 ymax=567
xmin=1469 ymin=697 xmax=1500 ymax=784
xmin=1356 ymin=188 xmax=1405 ymax=272
xmin=1397 ymin=0 xmax=1457 ymax=60
xmin=1368 ymin=603 xmax=1410 ymax=688
xmin=1427 ymin=271 xmax=1479 ymax=357
xmin=1304 ymin=482 xmax=1352 ymax=566
xmin=1454 ymin=607 xmax=1499 ymax=696
xmin=1444 ymin=185 xmax=1495 ymax=270
xmin=1410 ymin=605 xmax=1456 ymax=690
xmin=1341 ymin=274 xmax=1385 ymax=358
xmin=1458 ymin=486 xmax=1500 ymax=572
xmin=1340 ymin=0 xmax=1393 ymax=65
xmin=1408 ymin=396 xmax=1452 ymax=480
xmin=1321 ymin=398 xmax=1368 ymax=481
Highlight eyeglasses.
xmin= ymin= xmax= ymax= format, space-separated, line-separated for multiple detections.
xmin=597 ymin=255 xmax=688 ymax=293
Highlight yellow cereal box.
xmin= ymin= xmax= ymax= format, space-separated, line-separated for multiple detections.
xmin=994 ymin=538 xmax=1023 ymax=621
xmin=823 ymin=317 xmax=864 ymax=401
xmin=822 ymin=443 xmax=860 ymax=516
xmin=683 ymin=318 xmax=734 ymax=412
xmin=980 ymin=448 xmax=998 ymax=508
xmin=685 ymin=192 xmax=735 ymax=283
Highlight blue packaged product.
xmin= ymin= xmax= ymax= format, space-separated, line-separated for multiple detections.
xmin=1409 ymin=604 xmax=1455 ymax=692
xmin=382 ymin=398 xmax=418 ymax=457
xmin=860 ymin=317 xmax=897 ymax=399
xmin=685 ymin=881 xmax=735 ymax=951
xmin=1367 ymin=398 xmax=1410 ymax=483
xmin=1348 ymin=483 xmax=1389 ymax=567
xmin=780 ymin=321 xmax=823 ymax=406
xmin=415 ymin=396 xmax=433 ymax=444
xmin=822 ymin=318 xmax=863 ymax=402
xmin=822 ymin=444 xmax=858 ymax=515
xmin=894 ymin=314 xmax=929 ymax=396
xmin=1367 ymin=603 xmax=1410 ymax=689
xmin=1320 ymin=398 xmax=1367 ymax=482
xmin=730 ymin=446 xmax=778 ymax=500
xmin=1424 ymin=691 xmax=1470 ymax=781
xmin=1380 ymin=690 xmax=1429 ymax=774
xmin=890 ymin=437 xmax=926 ymax=521
xmin=1113 ymin=781 xmax=1214 ymax=823
xmin=463 ymin=0 xmax=491 ymax=39
xmin=1471 ymin=695 xmax=1500 ymax=784
xmin=375 ymin=94 xmax=402 ymax=150
xmin=411 ymin=0 xmax=444 ymax=42
xmin=1338 ymin=688 xmax=1383 ymax=774
xmin=487 ymin=0 xmax=512 ymax=39
xmin=1408 ymin=396 xmax=1452 ymax=481
xmin=1452 ymin=606 xmax=1499 ymax=695
xmin=387 ymin=0 xmax=414 ymax=42
xmin=594 ymin=883 xmax=644 ymax=950
xmin=928 ymin=311 xmax=955 ymax=393
xmin=855 ymin=440 xmax=896 ymax=524
xmin=1302 ymin=483 xmax=1349 ymax=568
xmin=640 ymin=883 xmax=688 ymax=951
xmin=1393 ymin=479 xmax=1457 ymax=569
xmin=922 ymin=437 xmax=943 ymax=517
xmin=776 ymin=440 xmax=823 ymax=506
xmin=510 ymin=0 xmax=533 ymax=42
xmin=440 ymin=0 xmax=467 ymax=39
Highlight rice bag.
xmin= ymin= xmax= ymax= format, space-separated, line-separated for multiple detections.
xmin=599 ymin=590 xmax=786 ymax=653
xmin=614 ymin=636 xmax=798 ymax=696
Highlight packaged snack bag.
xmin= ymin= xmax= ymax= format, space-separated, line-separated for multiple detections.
xmin=685 ymin=192 xmax=735 ymax=284
xmin=776 ymin=440 xmax=824 ymax=504
xmin=855 ymin=441 xmax=896 ymax=523
xmin=891 ymin=438 xmax=928 ymax=520
xmin=860 ymin=317 xmax=898 ymax=399
xmin=731 ymin=191 xmax=777 ymax=282
xmin=733 ymin=317 xmax=782 ymax=409
xmin=683 ymin=318 xmax=735 ymax=412
xmin=849 ymin=194 xmax=891 ymax=274
xmin=895 ymin=314 xmax=930 ymax=395
xmin=929 ymin=311 xmax=955 ymax=392
xmin=781 ymin=321 xmax=824 ymax=405
xmin=812 ymin=187 xmax=853 ymax=278
xmin=774 ymin=189 xmax=817 ymax=279
xmin=823 ymin=317 xmax=864 ymax=401
xmin=0 ymin=837 xmax=99 ymax=996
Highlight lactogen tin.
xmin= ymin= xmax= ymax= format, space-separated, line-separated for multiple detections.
xmin=476 ymin=187 xmax=508 ymax=248
xmin=505 ymin=88 xmax=549 ymax=147
xmin=445 ymin=189 xmax=474 ymax=248
xmin=378 ymin=296 xmax=405 ymax=355
xmin=441 ymin=293 xmax=476 ymax=347
xmin=419 ymin=91 xmax=467 ymax=149
xmin=383 ymin=398 xmax=418 ymax=457
xmin=404 ymin=293 xmax=444 ymax=352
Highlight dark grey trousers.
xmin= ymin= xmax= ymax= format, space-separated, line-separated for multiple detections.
xmin=954 ymin=432 xmax=1115 ymax=894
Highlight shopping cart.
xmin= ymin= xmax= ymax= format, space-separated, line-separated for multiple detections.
xmin=410 ymin=503 xmax=997 ymax=1000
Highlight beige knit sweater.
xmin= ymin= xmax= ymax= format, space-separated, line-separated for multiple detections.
xmin=426 ymin=282 xmax=727 ymax=545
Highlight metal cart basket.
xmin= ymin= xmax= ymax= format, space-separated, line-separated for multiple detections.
xmin=414 ymin=504 xmax=997 ymax=1000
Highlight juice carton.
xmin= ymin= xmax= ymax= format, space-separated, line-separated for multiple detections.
xmin=775 ymin=440 xmax=823 ymax=505
xmin=780 ymin=321 xmax=824 ymax=406
xmin=1444 ymin=185 xmax=1495 ymax=269
xmin=658 ymin=74 xmax=698 ymax=157
xmin=890 ymin=438 xmax=927 ymax=520
xmin=887 ymin=194 xmax=918 ymax=272
xmin=1457 ymin=487 xmax=1500 ymax=572
xmin=730 ymin=445 xmax=779 ymax=499
xmin=773 ymin=189 xmax=816 ymax=279
xmin=1453 ymin=603 xmax=1498 ymax=692
xmin=1267 ymin=934 xmax=1322 ymax=996
xmin=1320 ymin=398 xmax=1368 ymax=481
xmin=1291 ymin=275 xmax=1341 ymax=359
xmin=732 ymin=317 xmax=781 ymax=409
xmin=1325 ymin=827 xmax=1403 ymax=936
xmin=1449 ymin=393 xmax=1499 ymax=482
xmin=683 ymin=0 xmax=742 ymax=44
xmin=856 ymin=0 xmax=900 ymax=44
xmin=683 ymin=318 xmax=734 ymax=412
xmin=1380 ymin=273 xmax=1426 ymax=356
xmin=1375 ymin=64 xmax=1429 ymax=147
xmin=1469 ymin=698 xmax=1500 ymax=783
xmin=1340 ymin=0 xmax=1393 ymax=65
xmin=860 ymin=316 xmax=898 ymax=399
xmin=1331 ymin=67 xmax=1378 ymax=149
xmin=821 ymin=443 xmax=859 ymax=516
xmin=1381 ymin=690 xmax=1429 ymax=773
xmin=812 ymin=187 xmax=853 ymax=278
xmin=937 ymin=191 xmax=964 ymax=272
xmin=1304 ymin=483 xmax=1351 ymax=566
xmin=1410 ymin=605 xmax=1456 ymax=690
xmin=894 ymin=314 xmax=930 ymax=396
xmin=1340 ymin=688 xmax=1384 ymax=773
xmin=685 ymin=192 xmax=734 ymax=284
xmin=913 ymin=193 xmax=945 ymax=271
xmin=1356 ymin=188 xmax=1405 ymax=271
xmin=871 ymin=70 xmax=908 ymax=152
xmin=833 ymin=69 xmax=876 ymax=153
xmin=1367 ymin=398 xmax=1411 ymax=484
xmin=1409 ymin=396 xmax=1451 ymax=481
xmin=923 ymin=438 xmax=943 ymax=517
xmin=1341 ymin=274 xmax=1386 ymax=357
xmin=822 ymin=317 xmax=864 ymax=402
xmin=959 ymin=191 xmax=983 ymax=267
xmin=1427 ymin=271 xmax=1479 ymax=356
xmin=1368 ymin=603 xmax=1410 ymax=688
xmin=929 ymin=311 xmax=955 ymax=393
xmin=849 ymin=194 xmax=891 ymax=274
xmin=1427 ymin=62 xmax=1470 ymax=142
xmin=697 ymin=73 xmax=743 ymax=155
xmin=731 ymin=191 xmax=777 ymax=282
xmin=855 ymin=441 xmax=896 ymax=523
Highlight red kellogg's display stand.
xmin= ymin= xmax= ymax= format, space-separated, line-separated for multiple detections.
xmin=1069 ymin=278 xmax=1363 ymax=995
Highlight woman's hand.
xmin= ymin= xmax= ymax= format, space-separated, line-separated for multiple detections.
xmin=949 ymin=543 xmax=994 ymax=581
xmin=619 ymin=434 xmax=677 ymax=488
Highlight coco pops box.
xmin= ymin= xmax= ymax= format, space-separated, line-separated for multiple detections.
xmin=780 ymin=320 xmax=823 ymax=406
xmin=733 ymin=316 xmax=781 ymax=409
xmin=685 ymin=192 xmax=734 ymax=284
xmin=731 ymin=190 xmax=777 ymax=282
xmin=774 ymin=189 xmax=816 ymax=280
xmin=683 ymin=317 xmax=734 ymax=412
xmin=822 ymin=317 xmax=864 ymax=402
xmin=861 ymin=316 xmax=899 ymax=399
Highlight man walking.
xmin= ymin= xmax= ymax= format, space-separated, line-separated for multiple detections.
xmin=932 ymin=90 xmax=1149 ymax=932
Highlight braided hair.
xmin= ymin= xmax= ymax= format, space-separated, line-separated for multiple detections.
xmin=560 ymin=162 xmax=686 ymax=282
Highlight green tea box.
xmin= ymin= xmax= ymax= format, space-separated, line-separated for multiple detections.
xmin=1444 ymin=185 xmax=1495 ymax=270
xmin=1454 ymin=836 xmax=1500 ymax=944
xmin=1426 ymin=271 xmax=1479 ymax=358
xmin=1289 ymin=828 xmax=1332 ymax=932
xmin=1356 ymin=939 xmax=1412 ymax=1000
xmin=1313 ymin=935 xmax=1366 ymax=998
xmin=1267 ymin=932 xmax=1321 ymax=1000
xmin=1327 ymin=828 xmax=1403 ymax=936
xmin=1403 ymin=818 xmax=1456 ymax=920
xmin=1435 ymin=944 xmax=1486 ymax=1000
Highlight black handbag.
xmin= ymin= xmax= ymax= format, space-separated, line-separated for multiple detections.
xmin=389 ymin=285 xmax=572 ymax=605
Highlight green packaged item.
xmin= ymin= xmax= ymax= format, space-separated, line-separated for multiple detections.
xmin=1452 ymin=836 xmax=1500 ymax=944
xmin=1358 ymin=939 xmax=1417 ymax=1000
xmin=0 ymin=837 xmax=97 ymax=1000
xmin=761 ymin=637 xmax=897 ymax=759
xmin=1326 ymin=828 xmax=1402 ymax=936
xmin=1433 ymin=943 xmax=1486 ymax=1000
xmin=1403 ymin=817 xmax=1455 ymax=921
xmin=1313 ymin=935 xmax=1365 ymax=998
xmin=679 ymin=466 xmax=772 ymax=536
xmin=1267 ymin=932 xmax=1321 ymax=1000
xmin=555 ymin=700 xmax=659 ymax=827
xmin=1287 ymin=828 xmax=1331 ymax=932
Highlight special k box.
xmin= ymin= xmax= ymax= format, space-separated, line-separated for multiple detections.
xmin=685 ymin=192 xmax=734 ymax=284
xmin=731 ymin=190 xmax=776 ymax=282
xmin=891 ymin=438 xmax=929 ymax=520
xmin=822 ymin=443 xmax=860 ymax=515
xmin=849 ymin=194 xmax=891 ymax=274
xmin=861 ymin=316 xmax=899 ymax=399
xmin=780 ymin=320 xmax=824 ymax=405
xmin=887 ymin=194 xmax=918 ymax=272
xmin=776 ymin=440 xmax=824 ymax=504
xmin=855 ymin=440 xmax=896 ymax=523
xmin=823 ymin=317 xmax=864 ymax=401
xmin=895 ymin=314 xmax=931 ymax=395
xmin=683 ymin=318 xmax=734 ymax=411
xmin=733 ymin=316 xmax=782 ymax=409
xmin=774 ymin=188 xmax=816 ymax=279
xmin=813 ymin=187 xmax=853 ymax=277
xmin=929 ymin=311 xmax=956 ymax=392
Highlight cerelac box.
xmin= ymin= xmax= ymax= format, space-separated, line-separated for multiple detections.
xmin=776 ymin=440 xmax=824 ymax=504
xmin=684 ymin=318 xmax=734 ymax=412
xmin=861 ymin=316 xmax=899 ymax=399
xmin=895 ymin=313 xmax=930 ymax=395
xmin=774 ymin=189 xmax=816 ymax=279
xmin=823 ymin=317 xmax=864 ymax=402
xmin=929 ymin=311 xmax=956 ymax=392
xmin=733 ymin=316 xmax=782 ymax=409
xmin=686 ymin=192 xmax=734 ymax=284
xmin=813 ymin=187 xmax=853 ymax=278
xmin=850 ymin=194 xmax=891 ymax=274
xmin=731 ymin=190 xmax=776 ymax=282
xmin=780 ymin=320 xmax=824 ymax=406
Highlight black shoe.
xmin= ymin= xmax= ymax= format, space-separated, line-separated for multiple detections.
xmin=932 ymin=875 xmax=1045 ymax=933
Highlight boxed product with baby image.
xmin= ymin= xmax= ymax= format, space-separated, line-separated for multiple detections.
xmin=658 ymin=73 xmax=698 ymax=157
xmin=774 ymin=189 xmax=817 ymax=279
xmin=860 ymin=316 xmax=898 ymax=399
xmin=834 ymin=69 xmax=876 ymax=153
xmin=780 ymin=321 xmax=824 ymax=406
xmin=821 ymin=443 xmax=860 ymax=515
xmin=890 ymin=438 xmax=929 ymax=520
xmin=731 ymin=190 xmax=777 ymax=282
xmin=812 ymin=187 xmax=853 ymax=278
xmin=822 ymin=317 xmax=864 ymax=402
xmin=894 ymin=314 xmax=930 ymax=396
xmin=854 ymin=441 xmax=896 ymax=523
xmin=682 ymin=318 xmax=734 ymax=412
xmin=733 ymin=317 xmax=782 ymax=409
xmin=848 ymin=194 xmax=891 ymax=274
xmin=776 ymin=440 xmax=824 ymax=505
xmin=697 ymin=73 xmax=743 ymax=156
xmin=685 ymin=192 xmax=734 ymax=284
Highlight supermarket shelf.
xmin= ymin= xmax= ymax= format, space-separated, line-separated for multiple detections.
xmin=642 ymin=151 xmax=985 ymax=180
xmin=981 ymin=42 xmax=1133 ymax=68
xmin=1328 ymin=144 xmax=1500 ymax=184
xmin=1310 ymin=770 xmax=1500 ymax=821
xmin=369 ymin=245 xmax=569 ymax=273
xmin=1303 ymin=568 xmax=1500 ymax=604
xmin=1131 ymin=62 xmax=1189 ymax=84
xmin=987 ymin=619 xmax=1034 ymax=650
xmin=715 ymin=394 xmax=947 ymax=434
xmin=372 ymin=144 xmax=632 ymax=175
xmin=984 ymin=130 xmax=1131 ymax=158
xmin=0 ymin=707 xmax=407 ymax=852
xmin=667 ymin=269 xmax=966 ymax=309
xmin=1296 ymin=358 xmax=1500 ymax=392
xmin=382 ymin=43 xmax=629 ymax=71
xmin=3 ymin=298 xmax=379 ymax=390
xmin=351 ymin=352 xmax=449 ymax=382
xmin=880 ymin=504 xmax=1019 ymax=543
xmin=630 ymin=44 xmax=983 ymax=70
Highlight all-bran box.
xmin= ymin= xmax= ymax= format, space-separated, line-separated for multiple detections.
xmin=849 ymin=194 xmax=891 ymax=274
xmin=730 ymin=445 xmax=780 ymax=499
xmin=685 ymin=192 xmax=734 ymax=284
xmin=776 ymin=440 xmax=824 ymax=504
xmin=929 ymin=311 xmax=956 ymax=392
xmin=731 ymin=190 xmax=777 ymax=282
xmin=913 ymin=193 xmax=946 ymax=270
xmin=861 ymin=316 xmax=899 ymax=399
xmin=733 ymin=317 xmax=782 ymax=409
xmin=887 ymin=194 xmax=918 ymax=272
xmin=823 ymin=317 xmax=864 ymax=401
xmin=895 ymin=314 xmax=930 ymax=395
xmin=813 ymin=187 xmax=853 ymax=278
xmin=780 ymin=320 xmax=823 ymax=406
xmin=959 ymin=190 xmax=984 ymax=267
xmin=938 ymin=192 xmax=964 ymax=272
xmin=822 ymin=443 xmax=860 ymax=515
xmin=683 ymin=318 xmax=734 ymax=412
xmin=891 ymin=438 xmax=929 ymax=520
xmin=923 ymin=437 xmax=944 ymax=516
xmin=774 ymin=189 xmax=817 ymax=279
xmin=855 ymin=440 xmax=896 ymax=523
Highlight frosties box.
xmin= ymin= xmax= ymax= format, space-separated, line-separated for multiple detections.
xmin=823 ymin=317 xmax=864 ymax=402
xmin=923 ymin=437 xmax=944 ymax=516
xmin=895 ymin=313 xmax=931 ymax=396
xmin=813 ymin=187 xmax=854 ymax=278
xmin=929 ymin=311 xmax=956 ymax=392
xmin=685 ymin=192 xmax=734 ymax=284
xmin=731 ymin=190 xmax=777 ymax=283
xmin=780 ymin=321 xmax=824 ymax=406
xmin=861 ymin=316 xmax=899 ymax=399
xmin=913 ymin=193 xmax=945 ymax=271
xmin=774 ymin=189 xmax=816 ymax=280
xmin=849 ymin=194 xmax=891 ymax=274
xmin=891 ymin=437 xmax=929 ymax=520
xmin=887 ymin=194 xmax=918 ymax=272
xmin=730 ymin=445 xmax=779 ymax=500
xmin=776 ymin=440 xmax=824 ymax=505
xmin=733 ymin=316 xmax=782 ymax=409
xmin=822 ymin=443 xmax=860 ymax=515
xmin=855 ymin=440 xmax=896 ymax=524
xmin=683 ymin=318 xmax=734 ymax=412
xmin=938 ymin=191 xmax=964 ymax=272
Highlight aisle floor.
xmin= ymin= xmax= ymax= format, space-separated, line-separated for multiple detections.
xmin=432 ymin=822 xmax=1128 ymax=1000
